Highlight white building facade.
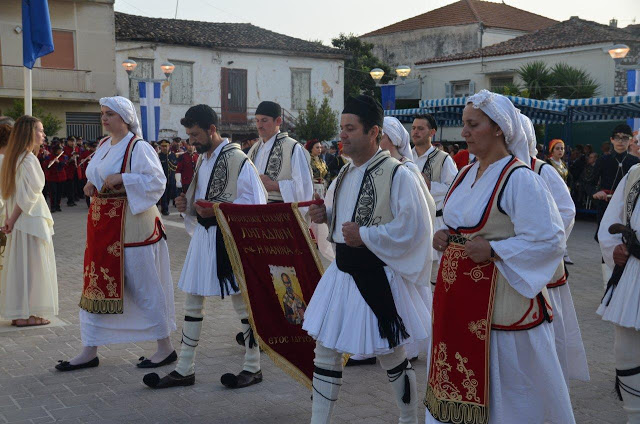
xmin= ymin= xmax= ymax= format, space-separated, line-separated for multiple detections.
xmin=115 ymin=13 xmax=346 ymax=141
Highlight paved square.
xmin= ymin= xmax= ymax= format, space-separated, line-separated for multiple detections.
xmin=0 ymin=205 xmax=627 ymax=423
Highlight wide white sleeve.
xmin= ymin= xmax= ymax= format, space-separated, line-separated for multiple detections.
xmin=360 ymin=166 xmax=433 ymax=285
xmin=540 ymin=164 xmax=576 ymax=237
xmin=323 ymin=178 xmax=337 ymax=228
xmin=15 ymin=154 xmax=45 ymax=215
xmin=235 ymin=161 xmax=267 ymax=205
xmin=279 ymin=144 xmax=314 ymax=203
xmin=598 ymin=174 xmax=627 ymax=270
xmin=121 ymin=141 xmax=167 ymax=215
xmin=429 ymin=155 xmax=457 ymax=204
xmin=491 ymin=169 xmax=565 ymax=298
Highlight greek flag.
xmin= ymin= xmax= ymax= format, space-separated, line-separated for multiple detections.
xmin=139 ymin=81 xmax=161 ymax=141
xmin=628 ymin=70 xmax=640 ymax=132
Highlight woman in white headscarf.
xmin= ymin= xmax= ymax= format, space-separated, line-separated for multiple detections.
xmin=521 ymin=112 xmax=589 ymax=385
xmin=56 ymin=96 xmax=176 ymax=372
xmin=425 ymin=90 xmax=575 ymax=424
xmin=381 ymin=116 xmax=437 ymax=228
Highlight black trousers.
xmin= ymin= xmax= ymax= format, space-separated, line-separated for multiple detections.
xmin=49 ymin=182 xmax=63 ymax=209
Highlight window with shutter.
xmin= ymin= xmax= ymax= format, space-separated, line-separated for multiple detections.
xmin=451 ymin=80 xmax=471 ymax=98
xmin=41 ymin=30 xmax=75 ymax=69
xmin=291 ymin=69 xmax=311 ymax=110
xmin=128 ymin=58 xmax=154 ymax=101
xmin=170 ymin=61 xmax=193 ymax=105
xmin=490 ymin=77 xmax=513 ymax=93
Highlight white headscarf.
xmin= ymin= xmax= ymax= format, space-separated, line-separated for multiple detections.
xmin=99 ymin=96 xmax=142 ymax=138
xmin=466 ymin=90 xmax=529 ymax=163
xmin=382 ymin=116 xmax=412 ymax=159
xmin=519 ymin=112 xmax=537 ymax=158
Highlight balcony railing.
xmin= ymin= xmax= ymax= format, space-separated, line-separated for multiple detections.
xmin=0 ymin=65 xmax=92 ymax=93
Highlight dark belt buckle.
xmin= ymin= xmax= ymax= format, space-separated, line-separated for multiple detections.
xmin=448 ymin=234 xmax=469 ymax=245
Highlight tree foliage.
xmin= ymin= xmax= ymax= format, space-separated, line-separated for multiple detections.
xmin=3 ymin=99 xmax=63 ymax=136
xmin=331 ymin=33 xmax=393 ymax=101
xmin=294 ymin=97 xmax=339 ymax=142
xmin=551 ymin=63 xmax=599 ymax=99
xmin=517 ymin=61 xmax=554 ymax=100
xmin=516 ymin=61 xmax=599 ymax=100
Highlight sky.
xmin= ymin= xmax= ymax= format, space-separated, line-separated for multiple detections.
xmin=114 ymin=0 xmax=640 ymax=45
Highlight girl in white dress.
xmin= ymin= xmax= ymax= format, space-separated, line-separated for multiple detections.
xmin=0 ymin=116 xmax=58 ymax=327
xmin=56 ymin=97 xmax=176 ymax=371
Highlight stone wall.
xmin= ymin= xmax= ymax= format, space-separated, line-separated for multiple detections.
xmin=614 ymin=42 xmax=640 ymax=96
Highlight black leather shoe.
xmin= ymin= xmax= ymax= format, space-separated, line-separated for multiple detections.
xmin=345 ymin=357 xmax=377 ymax=367
xmin=143 ymin=371 xmax=195 ymax=389
xmin=220 ymin=370 xmax=263 ymax=388
xmin=136 ymin=351 xmax=177 ymax=368
xmin=55 ymin=357 xmax=99 ymax=371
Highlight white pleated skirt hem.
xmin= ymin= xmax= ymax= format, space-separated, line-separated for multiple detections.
xmin=597 ymin=256 xmax=640 ymax=329
xmin=80 ymin=240 xmax=176 ymax=347
xmin=178 ymin=224 xmax=238 ymax=297
xmin=303 ymin=262 xmax=430 ymax=356
xmin=548 ymin=283 xmax=590 ymax=382
xmin=425 ymin=323 xmax=575 ymax=424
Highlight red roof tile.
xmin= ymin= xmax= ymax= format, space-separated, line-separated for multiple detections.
xmin=415 ymin=17 xmax=640 ymax=65
xmin=360 ymin=0 xmax=556 ymax=37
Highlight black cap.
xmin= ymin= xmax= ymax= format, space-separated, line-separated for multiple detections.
xmin=342 ymin=95 xmax=384 ymax=128
xmin=181 ymin=104 xmax=218 ymax=129
xmin=256 ymin=101 xmax=282 ymax=119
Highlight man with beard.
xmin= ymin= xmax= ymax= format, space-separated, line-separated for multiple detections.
xmin=143 ymin=105 xmax=267 ymax=389
xmin=411 ymin=114 xmax=457 ymax=287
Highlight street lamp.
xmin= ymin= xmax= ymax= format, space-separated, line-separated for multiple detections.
xmin=121 ymin=59 xmax=175 ymax=81
xmin=370 ymin=68 xmax=384 ymax=86
xmin=606 ymin=44 xmax=639 ymax=69
xmin=160 ymin=62 xmax=176 ymax=80
xmin=121 ymin=59 xmax=138 ymax=76
xmin=395 ymin=65 xmax=411 ymax=83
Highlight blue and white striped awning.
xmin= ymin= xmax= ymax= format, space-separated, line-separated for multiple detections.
xmin=384 ymin=95 xmax=640 ymax=126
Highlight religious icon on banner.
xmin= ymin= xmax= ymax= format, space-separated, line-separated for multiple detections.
xmin=269 ymin=265 xmax=307 ymax=325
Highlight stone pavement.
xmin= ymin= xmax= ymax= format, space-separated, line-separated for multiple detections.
xmin=0 ymin=205 xmax=628 ymax=423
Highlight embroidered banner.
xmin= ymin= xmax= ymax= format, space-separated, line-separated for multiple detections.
xmin=213 ymin=200 xmax=324 ymax=388
xmin=79 ymin=195 xmax=126 ymax=314
xmin=425 ymin=240 xmax=498 ymax=424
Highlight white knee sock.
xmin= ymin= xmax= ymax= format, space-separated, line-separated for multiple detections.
xmin=615 ymin=326 xmax=640 ymax=423
xmin=231 ymin=294 xmax=260 ymax=373
xmin=379 ymin=347 xmax=418 ymax=424
xmin=311 ymin=342 xmax=343 ymax=424
xmin=175 ymin=294 xmax=205 ymax=377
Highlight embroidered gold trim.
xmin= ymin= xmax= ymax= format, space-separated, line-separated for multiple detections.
xmin=467 ymin=320 xmax=488 ymax=341
xmin=214 ymin=203 xmax=322 ymax=390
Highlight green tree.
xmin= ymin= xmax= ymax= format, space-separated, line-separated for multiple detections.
xmin=518 ymin=61 xmax=554 ymax=100
xmin=3 ymin=99 xmax=63 ymax=136
xmin=331 ymin=33 xmax=393 ymax=100
xmin=294 ymin=97 xmax=339 ymax=142
xmin=551 ymin=63 xmax=599 ymax=99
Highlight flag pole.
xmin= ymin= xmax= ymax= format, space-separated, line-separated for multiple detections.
xmin=24 ymin=67 xmax=33 ymax=115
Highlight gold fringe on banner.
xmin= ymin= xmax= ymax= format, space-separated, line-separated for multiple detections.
xmin=214 ymin=203 xmax=324 ymax=390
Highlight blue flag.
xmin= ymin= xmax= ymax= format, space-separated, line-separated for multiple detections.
xmin=380 ymin=85 xmax=396 ymax=111
xmin=22 ymin=0 xmax=54 ymax=69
